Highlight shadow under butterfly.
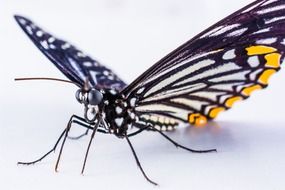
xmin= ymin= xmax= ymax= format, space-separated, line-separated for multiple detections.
xmin=14 ymin=0 xmax=285 ymax=185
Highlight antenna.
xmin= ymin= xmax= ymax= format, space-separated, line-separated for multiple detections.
xmin=14 ymin=77 xmax=80 ymax=86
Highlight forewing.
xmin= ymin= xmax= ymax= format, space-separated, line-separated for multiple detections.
xmin=122 ymin=0 xmax=285 ymax=128
xmin=15 ymin=15 xmax=126 ymax=91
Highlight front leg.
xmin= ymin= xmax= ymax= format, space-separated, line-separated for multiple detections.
xmin=17 ymin=115 xmax=91 ymax=166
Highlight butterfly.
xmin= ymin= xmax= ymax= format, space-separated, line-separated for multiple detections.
xmin=15 ymin=0 xmax=285 ymax=185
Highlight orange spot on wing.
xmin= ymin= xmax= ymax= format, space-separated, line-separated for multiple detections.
xmin=225 ymin=96 xmax=243 ymax=108
xmin=258 ymin=69 xmax=276 ymax=85
xmin=188 ymin=113 xmax=208 ymax=127
xmin=246 ymin=45 xmax=276 ymax=56
xmin=241 ymin=84 xmax=262 ymax=96
xmin=209 ymin=107 xmax=225 ymax=119
xmin=265 ymin=53 xmax=281 ymax=68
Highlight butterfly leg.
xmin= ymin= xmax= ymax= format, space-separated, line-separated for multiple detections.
xmin=55 ymin=114 xmax=90 ymax=172
xmin=125 ymin=134 xmax=158 ymax=186
xmin=17 ymin=127 xmax=67 ymax=165
xmin=152 ymin=128 xmax=217 ymax=153
xmin=80 ymin=116 xmax=100 ymax=174
xmin=68 ymin=129 xmax=89 ymax=140
xmin=18 ymin=115 xmax=92 ymax=166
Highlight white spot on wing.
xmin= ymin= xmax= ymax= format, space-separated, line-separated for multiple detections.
xmin=253 ymin=27 xmax=271 ymax=34
xmin=209 ymin=71 xmax=249 ymax=82
xmin=83 ymin=62 xmax=93 ymax=67
xmin=176 ymin=62 xmax=241 ymax=86
xmin=48 ymin=37 xmax=55 ymax=43
xmin=226 ymin=28 xmax=248 ymax=37
xmin=171 ymin=98 xmax=208 ymax=110
xmin=68 ymin=58 xmax=86 ymax=79
xmin=40 ymin=41 xmax=49 ymax=49
xmin=250 ymin=69 xmax=263 ymax=81
xmin=257 ymin=4 xmax=285 ymax=14
xmin=256 ymin=38 xmax=277 ymax=45
xmin=61 ymin=43 xmax=71 ymax=49
xmin=210 ymin=24 xmax=241 ymax=37
xmin=36 ymin=30 xmax=43 ymax=37
xmin=26 ymin=25 xmax=33 ymax=35
xmin=248 ymin=56 xmax=260 ymax=67
xmin=265 ymin=16 xmax=285 ymax=24
xmin=144 ymin=59 xmax=215 ymax=97
xmin=223 ymin=49 xmax=236 ymax=60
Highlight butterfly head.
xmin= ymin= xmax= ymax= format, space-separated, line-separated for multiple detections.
xmin=75 ymin=87 xmax=104 ymax=123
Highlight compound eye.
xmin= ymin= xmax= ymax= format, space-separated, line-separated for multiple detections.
xmin=88 ymin=89 xmax=103 ymax=105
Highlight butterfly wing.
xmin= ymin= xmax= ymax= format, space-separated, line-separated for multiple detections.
xmin=121 ymin=0 xmax=285 ymax=129
xmin=14 ymin=15 xmax=126 ymax=91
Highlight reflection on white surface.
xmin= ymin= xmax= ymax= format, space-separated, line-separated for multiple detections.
xmin=0 ymin=0 xmax=285 ymax=189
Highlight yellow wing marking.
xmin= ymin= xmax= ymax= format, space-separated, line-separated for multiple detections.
xmin=246 ymin=45 xmax=276 ymax=56
xmin=265 ymin=53 xmax=281 ymax=68
xmin=188 ymin=113 xmax=208 ymax=127
xmin=241 ymin=84 xmax=262 ymax=96
xmin=209 ymin=107 xmax=225 ymax=119
xmin=258 ymin=69 xmax=277 ymax=85
xmin=225 ymin=96 xmax=243 ymax=108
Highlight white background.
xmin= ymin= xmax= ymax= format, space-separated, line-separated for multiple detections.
xmin=0 ymin=0 xmax=285 ymax=189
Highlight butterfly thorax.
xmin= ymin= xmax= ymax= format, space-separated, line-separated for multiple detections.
xmin=103 ymin=90 xmax=137 ymax=138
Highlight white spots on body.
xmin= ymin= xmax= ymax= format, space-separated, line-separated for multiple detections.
xmin=115 ymin=106 xmax=123 ymax=114
xmin=257 ymin=4 xmax=285 ymax=15
xmin=115 ymin=118 xmax=124 ymax=127
xmin=128 ymin=112 xmax=136 ymax=119
xmin=129 ymin=98 xmax=137 ymax=107
xmin=109 ymin=89 xmax=117 ymax=95
xmin=40 ymin=40 xmax=49 ymax=49
xmin=248 ymin=56 xmax=260 ymax=67
xmin=223 ymin=49 xmax=236 ymax=60
xmin=256 ymin=38 xmax=277 ymax=45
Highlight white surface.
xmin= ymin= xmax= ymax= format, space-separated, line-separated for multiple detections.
xmin=0 ymin=0 xmax=285 ymax=189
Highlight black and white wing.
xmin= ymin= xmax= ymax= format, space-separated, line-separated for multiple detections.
xmin=121 ymin=0 xmax=285 ymax=130
xmin=14 ymin=15 xmax=126 ymax=91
